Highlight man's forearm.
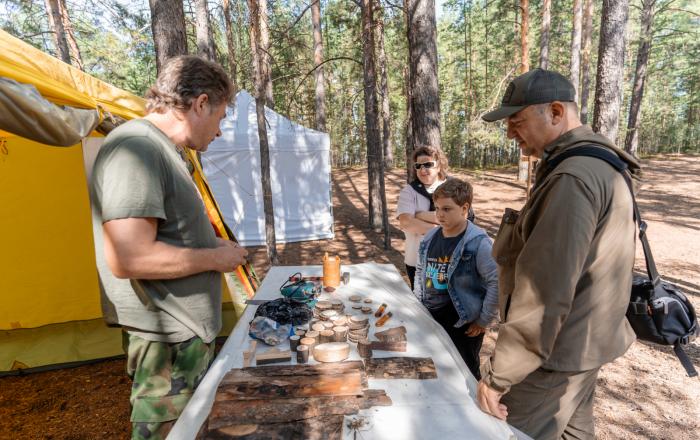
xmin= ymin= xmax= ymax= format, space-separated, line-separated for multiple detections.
xmin=107 ymin=239 xmax=220 ymax=280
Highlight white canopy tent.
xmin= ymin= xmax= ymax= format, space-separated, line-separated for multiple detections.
xmin=202 ymin=91 xmax=334 ymax=246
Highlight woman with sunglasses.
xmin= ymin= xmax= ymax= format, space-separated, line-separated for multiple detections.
xmin=396 ymin=146 xmax=449 ymax=289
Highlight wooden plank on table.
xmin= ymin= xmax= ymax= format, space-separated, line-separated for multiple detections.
xmin=209 ymin=389 xmax=390 ymax=427
xmin=369 ymin=340 xmax=407 ymax=352
xmin=217 ymin=371 xmax=364 ymax=399
xmin=220 ymin=361 xmax=368 ymax=388
xmin=204 ymin=414 xmax=344 ymax=440
xmin=364 ymin=357 xmax=437 ymax=379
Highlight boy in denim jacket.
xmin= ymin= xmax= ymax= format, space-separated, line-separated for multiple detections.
xmin=413 ymin=179 xmax=499 ymax=379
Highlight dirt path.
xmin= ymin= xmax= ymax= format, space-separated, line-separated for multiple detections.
xmin=1 ymin=155 xmax=698 ymax=439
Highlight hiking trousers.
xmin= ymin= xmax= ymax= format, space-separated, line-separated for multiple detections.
xmin=502 ymin=367 xmax=600 ymax=440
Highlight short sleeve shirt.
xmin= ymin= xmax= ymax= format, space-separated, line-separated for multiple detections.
xmin=423 ymin=229 xmax=466 ymax=310
xmin=91 ymin=119 xmax=222 ymax=343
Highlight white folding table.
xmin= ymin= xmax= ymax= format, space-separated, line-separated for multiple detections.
xmin=169 ymin=262 xmax=529 ymax=439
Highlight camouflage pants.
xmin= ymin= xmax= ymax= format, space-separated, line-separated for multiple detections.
xmin=123 ymin=332 xmax=215 ymax=440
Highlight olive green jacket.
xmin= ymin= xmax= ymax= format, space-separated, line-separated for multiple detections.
xmin=482 ymin=125 xmax=641 ymax=394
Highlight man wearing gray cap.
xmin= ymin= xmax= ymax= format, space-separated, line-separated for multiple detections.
xmin=476 ymin=68 xmax=641 ymax=439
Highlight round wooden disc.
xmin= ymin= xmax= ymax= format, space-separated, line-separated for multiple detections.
xmin=311 ymin=323 xmax=325 ymax=332
xmin=305 ymin=331 xmax=320 ymax=339
xmin=349 ymin=295 xmax=362 ymax=302
xmin=322 ymin=321 xmax=335 ymax=329
xmin=300 ymin=337 xmax=315 ymax=346
xmin=332 ymin=316 xmax=348 ymax=326
xmin=351 ymin=304 xmax=362 ymax=310
xmin=361 ymin=306 xmax=372 ymax=314
xmin=320 ymin=310 xmax=338 ymax=321
xmin=316 ymin=301 xmax=332 ymax=310
xmin=312 ymin=342 xmax=351 ymax=362
xmin=363 ymin=298 xmax=373 ymax=304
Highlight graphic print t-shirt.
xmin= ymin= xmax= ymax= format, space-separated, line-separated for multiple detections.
xmin=423 ymin=229 xmax=466 ymax=310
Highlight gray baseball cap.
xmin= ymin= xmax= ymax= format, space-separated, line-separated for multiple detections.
xmin=482 ymin=68 xmax=576 ymax=122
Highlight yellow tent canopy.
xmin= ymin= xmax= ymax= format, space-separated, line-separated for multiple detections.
xmin=0 ymin=30 xmax=255 ymax=373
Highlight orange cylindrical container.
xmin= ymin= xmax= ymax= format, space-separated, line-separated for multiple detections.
xmin=323 ymin=253 xmax=341 ymax=288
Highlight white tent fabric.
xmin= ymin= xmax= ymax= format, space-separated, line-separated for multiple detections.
xmin=201 ymin=91 xmax=334 ymax=246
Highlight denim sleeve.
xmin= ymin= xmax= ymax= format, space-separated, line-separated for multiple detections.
xmin=412 ymin=237 xmax=427 ymax=302
xmin=475 ymin=237 xmax=499 ymax=327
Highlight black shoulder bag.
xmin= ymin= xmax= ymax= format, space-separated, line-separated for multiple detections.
xmin=541 ymin=146 xmax=699 ymax=377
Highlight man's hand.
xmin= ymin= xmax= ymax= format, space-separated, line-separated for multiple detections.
xmin=212 ymin=239 xmax=248 ymax=272
xmin=477 ymin=380 xmax=508 ymax=420
xmin=465 ymin=322 xmax=486 ymax=337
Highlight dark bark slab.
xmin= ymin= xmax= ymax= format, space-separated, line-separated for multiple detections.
xmin=364 ymin=357 xmax=437 ymax=379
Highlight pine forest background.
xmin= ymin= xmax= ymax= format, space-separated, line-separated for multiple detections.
xmin=1 ymin=0 xmax=698 ymax=170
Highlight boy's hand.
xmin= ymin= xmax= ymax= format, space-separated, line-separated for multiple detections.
xmin=465 ymin=322 xmax=486 ymax=336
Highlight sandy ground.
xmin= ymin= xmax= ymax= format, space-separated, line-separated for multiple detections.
xmin=1 ymin=154 xmax=698 ymax=439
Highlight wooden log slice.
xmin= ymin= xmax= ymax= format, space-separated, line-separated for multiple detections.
xmin=332 ymin=316 xmax=348 ymax=326
xmin=349 ymin=295 xmax=362 ymax=303
xmin=357 ymin=339 xmax=372 ymax=359
xmin=311 ymin=323 xmax=326 ymax=332
xmin=312 ymin=342 xmax=351 ymax=363
xmin=319 ymin=329 xmax=334 ymax=344
xmin=332 ymin=326 xmax=348 ymax=342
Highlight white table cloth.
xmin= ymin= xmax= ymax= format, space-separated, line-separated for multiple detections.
xmin=170 ymin=262 xmax=529 ymax=439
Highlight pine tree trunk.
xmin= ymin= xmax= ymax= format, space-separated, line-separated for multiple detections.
xmin=248 ymin=0 xmax=278 ymax=264
xmin=259 ymin=0 xmax=273 ymax=108
xmin=593 ymin=0 xmax=630 ymax=142
xmin=361 ymin=0 xmax=384 ymax=232
xmin=579 ymin=0 xmax=594 ymax=124
xmin=539 ymin=0 xmax=551 ymax=69
xmin=311 ymin=0 xmax=327 ymax=132
xmin=236 ymin=0 xmax=249 ymax=92
xmin=376 ymin=0 xmax=393 ymax=169
xmin=624 ymin=0 xmax=656 ymax=155
xmin=570 ymin=0 xmax=583 ymax=102
xmin=222 ymin=0 xmax=238 ymax=90
xmin=58 ymin=0 xmax=83 ymax=69
xmin=517 ymin=0 xmax=530 ymax=183
xmin=149 ymin=0 xmax=188 ymax=74
xmin=44 ymin=0 xmax=71 ymax=64
xmin=407 ymin=0 xmax=441 ymax=150
xmin=195 ymin=0 xmax=217 ymax=61
xmin=403 ymin=0 xmax=414 ymax=182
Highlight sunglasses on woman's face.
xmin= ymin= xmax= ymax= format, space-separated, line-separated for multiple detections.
xmin=414 ymin=161 xmax=436 ymax=170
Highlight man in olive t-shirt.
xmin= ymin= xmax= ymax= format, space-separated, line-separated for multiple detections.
xmin=91 ymin=56 xmax=247 ymax=440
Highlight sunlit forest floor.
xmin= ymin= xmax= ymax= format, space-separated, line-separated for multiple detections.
xmin=1 ymin=154 xmax=698 ymax=439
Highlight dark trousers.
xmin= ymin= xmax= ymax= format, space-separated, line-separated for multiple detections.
xmin=429 ymin=303 xmax=484 ymax=380
xmin=405 ymin=264 xmax=416 ymax=290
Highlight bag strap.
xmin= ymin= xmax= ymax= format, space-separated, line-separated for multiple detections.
xmin=537 ymin=145 xmax=660 ymax=289
xmin=674 ymin=344 xmax=699 ymax=378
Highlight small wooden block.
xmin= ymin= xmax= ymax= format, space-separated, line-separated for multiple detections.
xmin=255 ymin=349 xmax=292 ymax=365
xmin=242 ymin=340 xmax=257 ymax=368
xmin=369 ymin=340 xmax=407 ymax=352
xmin=375 ymin=326 xmax=407 ymax=343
